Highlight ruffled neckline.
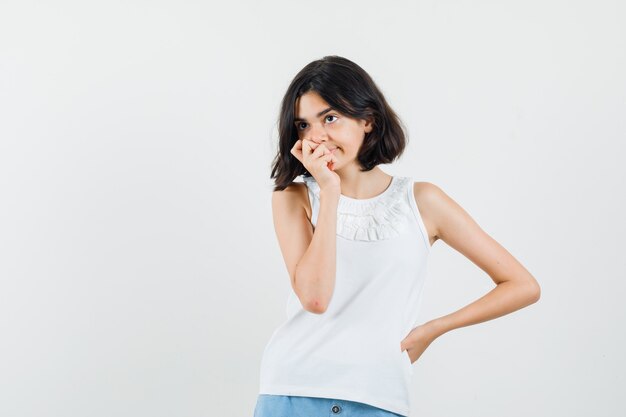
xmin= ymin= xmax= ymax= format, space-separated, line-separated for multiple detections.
xmin=302 ymin=175 xmax=412 ymax=241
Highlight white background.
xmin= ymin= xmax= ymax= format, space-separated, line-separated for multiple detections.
xmin=1 ymin=1 xmax=624 ymax=416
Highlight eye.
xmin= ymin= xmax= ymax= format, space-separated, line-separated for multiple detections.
xmin=295 ymin=115 xmax=338 ymax=131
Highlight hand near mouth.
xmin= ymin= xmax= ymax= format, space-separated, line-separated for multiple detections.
xmin=291 ymin=139 xmax=341 ymax=192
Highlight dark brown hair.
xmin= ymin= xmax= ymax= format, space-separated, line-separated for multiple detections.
xmin=270 ymin=55 xmax=408 ymax=191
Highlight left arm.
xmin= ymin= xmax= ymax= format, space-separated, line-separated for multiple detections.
xmin=402 ymin=182 xmax=541 ymax=359
xmin=423 ymin=182 xmax=541 ymax=336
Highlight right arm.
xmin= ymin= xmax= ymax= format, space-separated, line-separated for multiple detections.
xmin=272 ymin=185 xmax=339 ymax=314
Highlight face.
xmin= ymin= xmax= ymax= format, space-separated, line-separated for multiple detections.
xmin=293 ymin=91 xmax=373 ymax=170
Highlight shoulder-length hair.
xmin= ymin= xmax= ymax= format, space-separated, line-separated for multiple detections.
xmin=270 ymin=55 xmax=408 ymax=191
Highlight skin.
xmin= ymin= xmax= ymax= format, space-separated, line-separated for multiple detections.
xmin=291 ymin=91 xmax=393 ymax=199
xmin=400 ymin=181 xmax=541 ymax=363
xmin=290 ymin=90 xmax=541 ymax=365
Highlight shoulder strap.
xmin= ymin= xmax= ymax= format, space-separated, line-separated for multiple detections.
xmin=405 ymin=176 xmax=432 ymax=252
xmin=302 ymin=176 xmax=320 ymax=227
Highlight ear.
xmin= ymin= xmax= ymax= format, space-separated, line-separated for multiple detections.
xmin=363 ymin=116 xmax=374 ymax=133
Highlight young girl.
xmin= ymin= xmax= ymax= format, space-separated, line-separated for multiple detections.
xmin=254 ymin=55 xmax=541 ymax=417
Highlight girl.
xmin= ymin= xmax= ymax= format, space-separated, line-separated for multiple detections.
xmin=254 ymin=55 xmax=540 ymax=417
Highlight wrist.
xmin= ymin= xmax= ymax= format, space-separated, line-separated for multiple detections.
xmin=426 ymin=317 xmax=449 ymax=340
xmin=319 ymin=187 xmax=341 ymax=201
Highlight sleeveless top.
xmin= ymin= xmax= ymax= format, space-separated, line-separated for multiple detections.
xmin=258 ymin=174 xmax=431 ymax=417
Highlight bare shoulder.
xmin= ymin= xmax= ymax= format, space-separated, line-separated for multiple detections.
xmin=412 ymin=181 xmax=450 ymax=246
xmin=413 ymin=181 xmax=541 ymax=296
xmin=412 ymin=180 xmax=487 ymax=245
xmin=271 ymin=181 xmax=317 ymax=304
xmin=272 ymin=182 xmax=312 ymax=222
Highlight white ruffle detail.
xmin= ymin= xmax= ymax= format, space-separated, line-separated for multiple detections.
xmin=302 ymin=175 xmax=412 ymax=241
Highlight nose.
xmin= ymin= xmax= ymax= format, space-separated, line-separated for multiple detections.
xmin=308 ymin=123 xmax=328 ymax=144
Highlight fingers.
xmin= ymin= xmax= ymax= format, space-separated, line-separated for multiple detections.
xmin=290 ymin=138 xmax=318 ymax=158
xmin=290 ymin=139 xmax=304 ymax=163
xmin=302 ymin=138 xmax=320 ymax=156
xmin=310 ymin=141 xmax=336 ymax=163
xmin=291 ymin=138 xmax=336 ymax=171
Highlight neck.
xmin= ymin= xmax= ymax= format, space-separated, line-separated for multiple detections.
xmin=333 ymin=166 xmax=392 ymax=199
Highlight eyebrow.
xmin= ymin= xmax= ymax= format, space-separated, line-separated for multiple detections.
xmin=294 ymin=107 xmax=334 ymax=122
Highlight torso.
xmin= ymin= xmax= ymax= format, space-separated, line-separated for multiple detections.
xmin=293 ymin=181 xmax=438 ymax=248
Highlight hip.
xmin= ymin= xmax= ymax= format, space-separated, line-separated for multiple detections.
xmin=253 ymin=394 xmax=406 ymax=417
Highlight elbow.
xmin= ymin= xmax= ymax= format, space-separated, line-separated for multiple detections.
xmin=294 ymin=268 xmax=330 ymax=314
xmin=526 ymin=279 xmax=541 ymax=304
xmin=293 ymin=281 xmax=328 ymax=314
xmin=303 ymin=297 xmax=328 ymax=314
xmin=532 ymin=283 xmax=541 ymax=303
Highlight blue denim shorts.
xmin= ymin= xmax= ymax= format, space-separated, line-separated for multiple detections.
xmin=253 ymin=394 xmax=406 ymax=417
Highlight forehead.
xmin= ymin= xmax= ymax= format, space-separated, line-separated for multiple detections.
xmin=294 ymin=91 xmax=330 ymax=116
